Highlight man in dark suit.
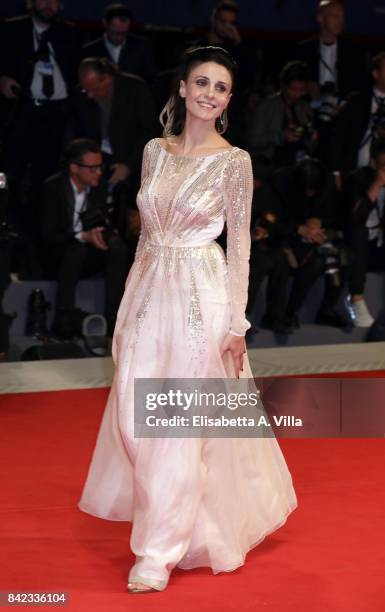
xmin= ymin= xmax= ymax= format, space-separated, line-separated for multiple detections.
xmin=296 ymin=0 xmax=368 ymax=162
xmin=81 ymin=3 xmax=156 ymax=83
xmin=330 ymin=52 xmax=385 ymax=186
xmin=0 ymin=0 xmax=82 ymax=239
xmin=70 ymin=57 xmax=157 ymax=187
xmin=42 ymin=139 xmax=130 ymax=338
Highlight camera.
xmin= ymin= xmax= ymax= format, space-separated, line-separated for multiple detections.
xmin=319 ymin=81 xmax=340 ymax=122
xmin=292 ymin=121 xmax=315 ymax=143
xmin=316 ymin=237 xmax=344 ymax=287
xmin=79 ymin=188 xmax=119 ymax=247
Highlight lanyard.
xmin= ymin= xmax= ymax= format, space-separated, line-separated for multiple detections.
xmin=360 ymin=94 xmax=385 ymax=150
xmin=319 ymin=54 xmax=337 ymax=82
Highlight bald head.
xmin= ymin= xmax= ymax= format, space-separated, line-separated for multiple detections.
xmin=317 ymin=0 xmax=345 ymax=42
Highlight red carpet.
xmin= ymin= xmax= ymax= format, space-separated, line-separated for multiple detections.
xmin=0 ymin=388 xmax=384 ymax=611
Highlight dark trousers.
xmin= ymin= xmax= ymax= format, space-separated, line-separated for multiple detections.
xmin=314 ymin=119 xmax=333 ymax=166
xmin=286 ymin=251 xmax=342 ymax=316
xmin=2 ymin=99 xmax=69 ymax=238
xmin=347 ymin=226 xmax=385 ymax=295
xmin=0 ymin=242 xmax=12 ymax=353
xmin=49 ymin=238 xmax=129 ymax=322
xmin=247 ymin=244 xmax=290 ymax=321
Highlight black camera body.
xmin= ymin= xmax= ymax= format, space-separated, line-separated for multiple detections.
xmin=316 ymin=230 xmax=345 ymax=288
xmin=319 ymin=81 xmax=340 ymax=122
xmin=293 ymin=121 xmax=315 ymax=142
xmin=79 ymin=195 xmax=117 ymax=246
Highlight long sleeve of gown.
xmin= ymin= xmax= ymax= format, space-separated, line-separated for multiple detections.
xmin=223 ymin=149 xmax=254 ymax=336
xmin=134 ymin=140 xmax=153 ymax=259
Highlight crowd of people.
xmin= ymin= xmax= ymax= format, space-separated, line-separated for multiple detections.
xmin=0 ymin=0 xmax=384 ymax=351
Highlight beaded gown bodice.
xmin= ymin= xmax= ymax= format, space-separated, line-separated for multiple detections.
xmin=133 ymin=137 xmax=254 ymax=337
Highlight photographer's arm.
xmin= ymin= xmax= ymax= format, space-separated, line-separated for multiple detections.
xmin=81 ymin=228 xmax=108 ymax=250
xmin=42 ymin=181 xmax=77 ymax=246
xmin=0 ymin=21 xmax=21 ymax=99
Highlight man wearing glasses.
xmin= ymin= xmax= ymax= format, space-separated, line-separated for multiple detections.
xmin=42 ymin=138 xmax=129 ymax=339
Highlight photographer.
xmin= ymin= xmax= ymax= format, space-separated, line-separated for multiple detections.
xmin=42 ymin=139 xmax=130 ymax=338
xmin=190 ymin=2 xmax=251 ymax=91
xmin=271 ymin=159 xmax=348 ymax=328
xmin=247 ymin=61 xmax=317 ymax=171
xmin=330 ymin=52 xmax=385 ymax=188
xmin=343 ymin=139 xmax=385 ymax=327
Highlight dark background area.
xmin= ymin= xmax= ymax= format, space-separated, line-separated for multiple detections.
xmin=0 ymin=0 xmax=384 ymax=35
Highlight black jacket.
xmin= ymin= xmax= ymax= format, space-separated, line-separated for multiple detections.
xmin=81 ymin=33 xmax=156 ymax=82
xmin=0 ymin=15 xmax=82 ymax=93
xmin=42 ymin=171 xmax=107 ymax=246
xmin=69 ymin=72 xmax=158 ymax=175
xmin=329 ymin=90 xmax=372 ymax=176
xmin=296 ymin=36 xmax=368 ymax=99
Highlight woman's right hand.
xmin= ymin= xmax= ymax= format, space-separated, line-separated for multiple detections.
xmin=220 ymin=333 xmax=246 ymax=378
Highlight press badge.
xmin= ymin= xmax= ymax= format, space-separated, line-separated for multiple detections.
xmin=39 ymin=61 xmax=54 ymax=76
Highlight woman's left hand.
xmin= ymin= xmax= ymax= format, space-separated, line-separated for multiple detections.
xmin=220 ymin=334 xmax=246 ymax=378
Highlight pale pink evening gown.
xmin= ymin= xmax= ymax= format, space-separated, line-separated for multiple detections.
xmin=78 ymin=138 xmax=297 ymax=590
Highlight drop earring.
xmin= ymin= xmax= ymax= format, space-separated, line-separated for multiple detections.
xmin=217 ymin=109 xmax=228 ymax=134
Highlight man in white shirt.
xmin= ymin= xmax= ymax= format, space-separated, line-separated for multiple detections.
xmin=42 ymin=139 xmax=130 ymax=339
xmin=296 ymin=0 xmax=367 ymax=163
xmin=80 ymin=3 xmax=156 ymax=83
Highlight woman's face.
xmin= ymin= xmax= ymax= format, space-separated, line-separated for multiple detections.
xmin=179 ymin=61 xmax=232 ymax=124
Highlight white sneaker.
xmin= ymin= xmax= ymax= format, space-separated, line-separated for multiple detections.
xmin=346 ymin=296 xmax=375 ymax=327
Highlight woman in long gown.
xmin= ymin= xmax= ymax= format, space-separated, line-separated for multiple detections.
xmin=78 ymin=46 xmax=298 ymax=593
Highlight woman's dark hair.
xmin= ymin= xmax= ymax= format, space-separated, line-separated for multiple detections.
xmin=65 ymin=138 xmax=101 ymax=166
xmin=160 ymin=46 xmax=237 ymax=137
xmin=279 ymin=61 xmax=309 ymax=86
